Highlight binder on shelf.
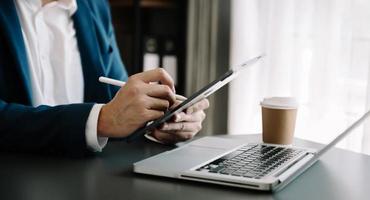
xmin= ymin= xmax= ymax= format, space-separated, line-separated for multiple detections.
xmin=143 ymin=36 xmax=160 ymax=72
xmin=162 ymin=39 xmax=178 ymax=85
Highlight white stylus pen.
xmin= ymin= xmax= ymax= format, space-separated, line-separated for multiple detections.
xmin=99 ymin=76 xmax=187 ymax=101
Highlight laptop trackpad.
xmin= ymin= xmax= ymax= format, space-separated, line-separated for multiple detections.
xmin=134 ymin=137 xmax=245 ymax=178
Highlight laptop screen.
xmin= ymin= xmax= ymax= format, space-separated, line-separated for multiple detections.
xmin=292 ymin=88 xmax=370 ymax=155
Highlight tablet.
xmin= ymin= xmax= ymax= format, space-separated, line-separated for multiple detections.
xmin=126 ymin=54 xmax=265 ymax=142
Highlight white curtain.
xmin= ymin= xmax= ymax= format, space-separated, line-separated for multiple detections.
xmin=229 ymin=0 xmax=370 ymax=155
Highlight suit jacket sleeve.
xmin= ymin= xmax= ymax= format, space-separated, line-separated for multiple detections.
xmin=0 ymin=100 xmax=95 ymax=156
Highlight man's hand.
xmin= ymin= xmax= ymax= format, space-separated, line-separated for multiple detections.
xmin=97 ymin=68 xmax=176 ymax=138
xmin=151 ymin=99 xmax=210 ymax=144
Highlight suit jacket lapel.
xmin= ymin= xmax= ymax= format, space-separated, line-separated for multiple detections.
xmin=73 ymin=0 xmax=111 ymax=103
xmin=0 ymin=0 xmax=32 ymax=104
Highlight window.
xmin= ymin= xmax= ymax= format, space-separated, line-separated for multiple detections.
xmin=229 ymin=0 xmax=370 ymax=154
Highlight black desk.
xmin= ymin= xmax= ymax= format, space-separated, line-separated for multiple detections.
xmin=1 ymin=134 xmax=369 ymax=200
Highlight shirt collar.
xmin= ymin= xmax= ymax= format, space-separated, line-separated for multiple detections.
xmin=23 ymin=0 xmax=77 ymax=16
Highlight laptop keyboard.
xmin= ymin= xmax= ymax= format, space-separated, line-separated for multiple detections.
xmin=195 ymin=144 xmax=304 ymax=179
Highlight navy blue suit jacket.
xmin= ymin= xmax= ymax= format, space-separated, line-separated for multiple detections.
xmin=0 ymin=0 xmax=128 ymax=156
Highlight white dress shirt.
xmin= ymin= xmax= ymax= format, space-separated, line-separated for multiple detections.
xmin=15 ymin=0 xmax=107 ymax=152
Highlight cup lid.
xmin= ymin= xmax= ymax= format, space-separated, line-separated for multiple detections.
xmin=260 ymin=97 xmax=298 ymax=109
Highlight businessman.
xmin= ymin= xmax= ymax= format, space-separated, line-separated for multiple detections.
xmin=0 ymin=0 xmax=209 ymax=156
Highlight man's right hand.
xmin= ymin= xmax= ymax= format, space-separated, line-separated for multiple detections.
xmin=97 ymin=68 xmax=176 ymax=138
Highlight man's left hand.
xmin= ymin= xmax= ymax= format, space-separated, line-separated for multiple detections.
xmin=151 ymin=99 xmax=210 ymax=144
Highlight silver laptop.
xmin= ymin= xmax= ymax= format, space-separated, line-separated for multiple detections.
xmin=133 ymin=109 xmax=370 ymax=191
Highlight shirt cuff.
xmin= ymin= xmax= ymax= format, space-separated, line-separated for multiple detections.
xmin=85 ymin=104 xmax=108 ymax=152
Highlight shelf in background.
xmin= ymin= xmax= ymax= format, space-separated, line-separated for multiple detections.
xmin=109 ymin=0 xmax=175 ymax=8
xmin=109 ymin=0 xmax=187 ymax=94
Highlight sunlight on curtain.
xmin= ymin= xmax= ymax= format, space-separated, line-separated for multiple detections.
xmin=229 ymin=0 xmax=370 ymax=155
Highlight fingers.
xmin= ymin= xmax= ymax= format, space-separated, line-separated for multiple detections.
xmin=152 ymin=110 xmax=207 ymax=144
xmin=151 ymin=129 xmax=179 ymax=144
xmin=144 ymin=110 xmax=165 ymax=121
xmin=160 ymin=122 xmax=202 ymax=133
xmin=173 ymin=111 xmax=206 ymax=122
xmin=145 ymin=84 xmax=176 ymax=105
xmin=152 ymin=129 xmax=195 ymax=143
xmin=170 ymin=99 xmax=182 ymax=109
xmin=133 ymin=68 xmax=175 ymax=92
xmin=99 ymin=69 xmax=176 ymax=138
xmin=145 ymin=96 xmax=170 ymax=111
xmin=186 ymin=99 xmax=210 ymax=114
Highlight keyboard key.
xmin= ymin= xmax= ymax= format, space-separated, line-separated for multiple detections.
xmin=209 ymin=166 xmax=225 ymax=173
xmin=231 ymin=171 xmax=244 ymax=176
xmin=243 ymin=172 xmax=255 ymax=178
xmin=220 ymin=151 xmax=244 ymax=160
xmin=235 ymin=169 xmax=248 ymax=173
xmin=219 ymin=169 xmax=235 ymax=175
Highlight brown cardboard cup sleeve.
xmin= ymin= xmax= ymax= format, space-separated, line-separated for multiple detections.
xmin=261 ymin=97 xmax=298 ymax=145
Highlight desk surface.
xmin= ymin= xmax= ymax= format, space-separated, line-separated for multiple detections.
xmin=1 ymin=134 xmax=369 ymax=200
